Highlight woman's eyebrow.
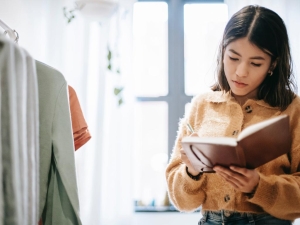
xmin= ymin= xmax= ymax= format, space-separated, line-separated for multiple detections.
xmin=228 ymin=49 xmax=266 ymax=60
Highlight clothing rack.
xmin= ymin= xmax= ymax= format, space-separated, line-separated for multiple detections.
xmin=0 ymin=18 xmax=83 ymax=224
xmin=0 ymin=19 xmax=19 ymax=43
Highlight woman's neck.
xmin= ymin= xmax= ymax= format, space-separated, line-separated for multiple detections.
xmin=231 ymin=89 xmax=258 ymax=106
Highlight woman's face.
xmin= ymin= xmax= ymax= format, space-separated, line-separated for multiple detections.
xmin=223 ymin=37 xmax=272 ymax=100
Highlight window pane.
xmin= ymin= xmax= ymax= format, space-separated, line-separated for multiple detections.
xmin=133 ymin=2 xmax=168 ymax=97
xmin=184 ymin=4 xmax=228 ymax=96
xmin=133 ymin=102 xmax=168 ymax=207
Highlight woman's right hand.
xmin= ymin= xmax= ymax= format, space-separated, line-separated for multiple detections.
xmin=180 ymin=132 xmax=200 ymax=176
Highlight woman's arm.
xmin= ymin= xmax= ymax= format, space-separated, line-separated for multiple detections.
xmin=165 ymin=95 xmax=207 ymax=212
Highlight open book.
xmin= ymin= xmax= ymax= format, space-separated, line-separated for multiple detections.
xmin=181 ymin=115 xmax=291 ymax=173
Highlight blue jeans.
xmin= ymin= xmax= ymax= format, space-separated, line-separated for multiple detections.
xmin=198 ymin=210 xmax=292 ymax=225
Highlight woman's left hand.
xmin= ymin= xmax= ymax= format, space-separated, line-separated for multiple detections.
xmin=213 ymin=165 xmax=260 ymax=193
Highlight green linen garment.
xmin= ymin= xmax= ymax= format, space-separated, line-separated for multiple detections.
xmin=36 ymin=61 xmax=81 ymax=225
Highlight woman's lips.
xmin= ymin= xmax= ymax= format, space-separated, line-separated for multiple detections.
xmin=233 ymin=80 xmax=247 ymax=88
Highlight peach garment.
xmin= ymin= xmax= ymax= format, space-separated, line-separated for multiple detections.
xmin=38 ymin=85 xmax=91 ymax=225
xmin=68 ymin=85 xmax=91 ymax=150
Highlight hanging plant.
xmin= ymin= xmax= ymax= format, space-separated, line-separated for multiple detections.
xmin=63 ymin=6 xmax=78 ymax=23
xmin=107 ymin=45 xmax=124 ymax=106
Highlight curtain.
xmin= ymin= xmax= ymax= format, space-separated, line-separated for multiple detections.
xmin=59 ymin=2 xmax=136 ymax=225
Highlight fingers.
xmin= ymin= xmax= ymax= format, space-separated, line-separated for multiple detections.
xmin=214 ymin=165 xmax=260 ymax=193
xmin=180 ymin=149 xmax=191 ymax=165
xmin=229 ymin=166 xmax=249 ymax=176
xmin=190 ymin=132 xmax=199 ymax=137
xmin=214 ymin=167 xmax=243 ymax=187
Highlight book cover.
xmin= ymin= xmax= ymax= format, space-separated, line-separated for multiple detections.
xmin=181 ymin=115 xmax=291 ymax=173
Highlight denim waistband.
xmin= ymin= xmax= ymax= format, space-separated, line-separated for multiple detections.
xmin=202 ymin=210 xmax=255 ymax=222
xmin=200 ymin=210 xmax=292 ymax=225
xmin=202 ymin=210 xmax=260 ymax=218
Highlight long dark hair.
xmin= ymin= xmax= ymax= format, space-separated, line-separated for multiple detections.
xmin=211 ymin=5 xmax=296 ymax=110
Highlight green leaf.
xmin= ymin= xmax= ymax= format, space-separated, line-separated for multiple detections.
xmin=107 ymin=64 xmax=112 ymax=70
xmin=63 ymin=6 xmax=77 ymax=24
xmin=107 ymin=50 xmax=112 ymax=61
xmin=116 ymin=69 xmax=121 ymax=74
xmin=114 ymin=87 xmax=123 ymax=95
xmin=118 ymin=98 xmax=123 ymax=106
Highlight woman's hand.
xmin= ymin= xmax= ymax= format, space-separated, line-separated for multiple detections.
xmin=213 ymin=165 xmax=260 ymax=193
xmin=180 ymin=132 xmax=200 ymax=176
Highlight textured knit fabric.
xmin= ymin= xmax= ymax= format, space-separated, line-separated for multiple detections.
xmin=36 ymin=61 xmax=81 ymax=225
xmin=166 ymin=91 xmax=300 ymax=221
xmin=0 ymin=36 xmax=39 ymax=225
xmin=68 ymin=85 xmax=91 ymax=151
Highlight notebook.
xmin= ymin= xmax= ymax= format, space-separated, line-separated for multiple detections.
xmin=181 ymin=115 xmax=291 ymax=173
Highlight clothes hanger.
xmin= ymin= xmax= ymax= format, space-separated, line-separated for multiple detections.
xmin=0 ymin=19 xmax=19 ymax=43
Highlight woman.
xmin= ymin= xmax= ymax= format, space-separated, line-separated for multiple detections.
xmin=165 ymin=5 xmax=300 ymax=225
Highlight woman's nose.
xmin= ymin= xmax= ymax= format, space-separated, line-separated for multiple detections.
xmin=236 ymin=62 xmax=248 ymax=77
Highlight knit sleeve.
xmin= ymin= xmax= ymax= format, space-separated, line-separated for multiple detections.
xmin=165 ymin=94 xmax=208 ymax=212
xmin=247 ymin=98 xmax=300 ymax=220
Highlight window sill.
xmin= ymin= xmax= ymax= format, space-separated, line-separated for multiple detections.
xmin=134 ymin=205 xmax=201 ymax=213
xmin=135 ymin=205 xmax=179 ymax=212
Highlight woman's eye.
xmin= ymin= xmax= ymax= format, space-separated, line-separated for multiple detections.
xmin=229 ymin=56 xmax=238 ymax=61
xmin=251 ymin=62 xmax=261 ymax=67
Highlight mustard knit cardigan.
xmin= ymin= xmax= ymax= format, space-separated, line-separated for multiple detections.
xmin=165 ymin=91 xmax=300 ymax=221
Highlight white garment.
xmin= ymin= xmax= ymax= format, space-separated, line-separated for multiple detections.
xmin=0 ymin=35 xmax=39 ymax=225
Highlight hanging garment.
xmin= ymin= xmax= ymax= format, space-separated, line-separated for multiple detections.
xmin=38 ymin=85 xmax=91 ymax=225
xmin=36 ymin=61 xmax=81 ymax=225
xmin=0 ymin=35 xmax=39 ymax=225
xmin=68 ymin=85 xmax=91 ymax=151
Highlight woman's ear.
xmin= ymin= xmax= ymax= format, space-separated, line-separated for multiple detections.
xmin=268 ymin=59 xmax=278 ymax=73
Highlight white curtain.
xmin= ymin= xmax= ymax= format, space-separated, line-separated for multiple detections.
xmin=73 ymin=7 xmax=136 ymax=225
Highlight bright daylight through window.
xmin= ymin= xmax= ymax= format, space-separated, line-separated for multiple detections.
xmin=132 ymin=1 xmax=228 ymax=212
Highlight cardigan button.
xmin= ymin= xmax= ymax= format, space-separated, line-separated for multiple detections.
xmin=245 ymin=105 xmax=252 ymax=113
xmin=232 ymin=130 xmax=239 ymax=136
xmin=224 ymin=210 xmax=232 ymax=217
xmin=224 ymin=195 xmax=230 ymax=202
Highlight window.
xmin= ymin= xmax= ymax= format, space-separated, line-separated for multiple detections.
xmin=133 ymin=0 xmax=228 ymax=212
xmin=184 ymin=3 xmax=228 ymax=96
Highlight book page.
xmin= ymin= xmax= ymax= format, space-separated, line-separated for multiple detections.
xmin=182 ymin=136 xmax=237 ymax=146
xmin=237 ymin=115 xmax=287 ymax=141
